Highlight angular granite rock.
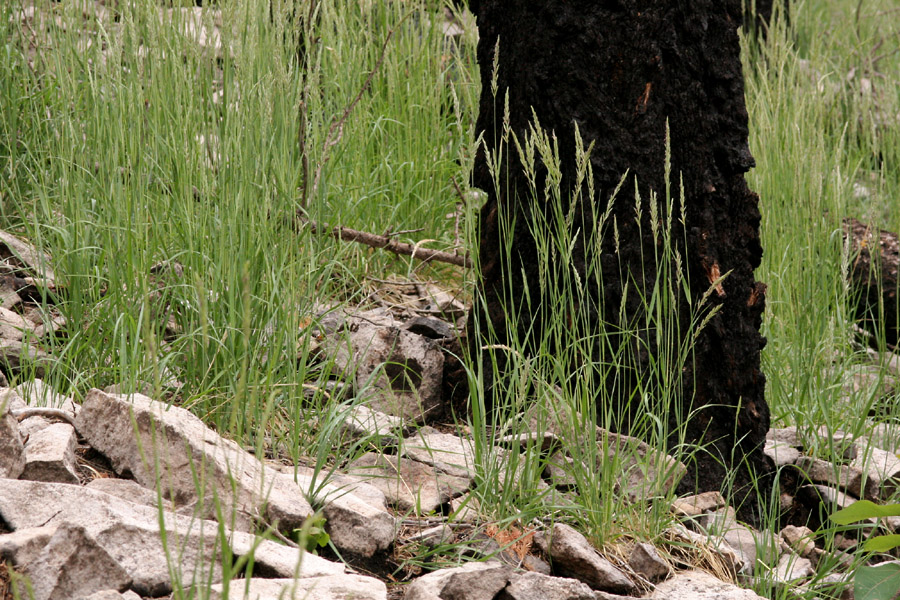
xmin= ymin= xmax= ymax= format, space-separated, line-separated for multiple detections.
xmin=75 ymin=389 xmax=313 ymax=532
xmin=20 ymin=422 xmax=79 ymax=483
xmin=536 ymin=523 xmax=635 ymax=594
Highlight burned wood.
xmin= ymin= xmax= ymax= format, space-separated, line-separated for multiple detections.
xmin=300 ymin=217 xmax=472 ymax=268
xmin=844 ymin=217 xmax=900 ymax=348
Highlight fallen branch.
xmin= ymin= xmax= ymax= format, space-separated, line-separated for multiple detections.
xmin=300 ymin=218 xmax=472 ymax=268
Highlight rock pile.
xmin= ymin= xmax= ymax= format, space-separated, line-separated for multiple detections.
xmin=4 ymin=369 xmax=899 ymax=599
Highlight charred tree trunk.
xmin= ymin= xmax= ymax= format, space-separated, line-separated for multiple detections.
xmin=844 ymin=218 xmax=900 ymax=349
xmin=467 ymin=1 xmax=773 ymax=521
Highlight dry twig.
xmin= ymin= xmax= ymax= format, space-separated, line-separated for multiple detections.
xmin=299 ymin=217 xmax=472 ymax=268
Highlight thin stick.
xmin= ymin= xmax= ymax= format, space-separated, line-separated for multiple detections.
xmin=301 ymin=218 xmax=472 ymax=268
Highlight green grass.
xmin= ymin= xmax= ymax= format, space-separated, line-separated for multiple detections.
xmin=2 ymin=0 xmax=900 ymax=597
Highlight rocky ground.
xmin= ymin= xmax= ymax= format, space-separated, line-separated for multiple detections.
xmin=5 ymin=2 xmax=900 ymax=598
xmin=1 ymin=225 xmax=900 ymax=600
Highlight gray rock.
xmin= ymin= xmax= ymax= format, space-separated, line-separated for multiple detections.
xmin=796 ymin=456 xmax=874 ymax=500
xmin=666 ymin=524 xmax=743 ymax=575
xmin=670 ymin=491 xmax=726 ymax=518
xmin=21 ymin=522 xmax=131 ymax=600
xmin=20 ymin=422 xmax=79 ymax=483
xmin=0 ymin=339 xmax=53 ymax=378
xmin=0 ymin=388 xmax=26 ymax=412
xmin=75 ymin=389 xmax=313 ymax=532
xmin=538 ymin=523 xmax=635 ymax=594
xmin=439 ymin=563 xmax=513 ymax=599
xmin=14 ymin=379 xmax=77 ymax=415
xmin=702 ymin=509 xmax=779 ymax=574
xmin=18 ymin=415 xmax=52 ymax=438
xmin=596 ymin=429 xmax=685 ymax=503
xmin=773 ymin=552 xmax=814 ymax=583
xmin=348 ymin=452 xmax=470 ymax=514
xmin=449 ymin=493 xmax=481 ymax=523
xmin=543 ymin=451 xmax=579 ymax=490
xmin=0 ymin=306 xmax=31 ymax=341
xmin=851 ymin=444 xmax=900 ymax=499
xmin=651 ymin=570 xmax=767 ymax=599
xmin=0 ymin=401 xmax=25 ymax=479
xmin=209 ymin=574 xmax=387 ymax=600
xmin=780 ymin=525 xmax=816 ymax=558
xmin=764 ymin=440 xmax=801 ymax=467
xmin=285 ymin=469 xmax=396 ymax=557
xmin=766 ymin=427 xmax=800 ymax=447
xmin=0 ymin=277 xmax=22 ymax=310
xmin=0 ymin=479 xmax=223 ymax=596
xmin=502 ymin=571 xmax=597 ymax=600
xmin=333 ymin=322 xmax=444 ymax=423
xmin=229 ymin=531 xmax=345 ymax=578
xmin=85 ymin=478 xmax=165 ymax=509
xmin=403 ymin=426 xmax=476 ymax=480
xmin=800 ymin=484 xmax=857 ymax=511
xmin=341 ymin=404 xmax=406 ymax=442
xmin=406 ymin=524 xmax=454 ymax=549
xmin=0 ymin=229 xmax=56 ymax=283
xmin=404 ymin=561 xmax=506 ymax=600
xmin=628 ymin=542 xmax=669 ymax=583
xmin=0 ymin=525 xmax=57 ymax=566
xmin=78 ymin=591 xmax=143 ymax=600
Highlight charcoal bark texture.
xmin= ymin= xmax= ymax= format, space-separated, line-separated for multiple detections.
xmin=844 ymin=217 xmax=900 ymax=349
xmin=745 ymin=0 xmax=790 ymax=36
xmin=466 ymin=0 xmax=773 ymax=522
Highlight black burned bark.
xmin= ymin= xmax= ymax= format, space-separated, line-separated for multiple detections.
xmin=466 ymin=1 xmax=773 ymax=521
xmin=844 ymin=218 xmax=900 ymax=349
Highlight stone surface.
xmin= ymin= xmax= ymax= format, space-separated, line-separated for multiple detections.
xmin=0 ymin=479 xmax=224 ymax=596
xmin=502 ymin=571 xmax=597 ymax=600
xmin=796 ymin=455 xmax=873 ymax=500
xmin=0 ymin=339 xmax=54 ymax=378
xmin=20 ymin=422 xmax=79 ymax=483
xmin=15 ymin=379 xmax=77 ymax=414
xmin=851 ymin=444 xmax=900 ymax=499
xmin=437 ymin=563 xmax=513 ymax=599
xmin=403 ymin=426 xmax=476 ymax=480
xmin=18 ymin=415 xmax=52 ymax=438
xmin=229 ymin=532 xmax=345 ymax=578
xmin=774 ymin=552 xmax=814 ymax=583
xmin=341 ymin=404 xmax=406 ymax=442
xmin=0 ymin=402 xmax=25 ymax=479
xmin=78 ymin=591 xmax=143 ymax=600
xmin=0 ymin=525 xmax=57 ymax=567
xmin=780 ymin=525 xmax=816 ymax=558
xmin=85 ymin=478 xmax=166 ymax=509
xmin=21 ymin=522 xmax=131 ymax=600
xmin=799 ymin=484 xmax=857 ymax=511
xmin=75 ymin=389 xmax=313 ymax=532
xmin=763 ymin=440 xmax=800 ymax=467
xmin=671 ymin=491 xmax=727 ymax=518
xmin=628 ymin=542 xmax=669 ymax=583
xmin=208 ymin=574 xmax=388 ymax=600
xmin=766 ymin=427 xmax=800 ymax=447
xmin=0 ymin=306 xmax=31 ymax=341
xmin=331 ymin=320 xmax=444 ymax=423
xmin=0 ymin=229 xmax=56 ymax=283
xmin=702 ymin=509 xmax=779 ymax=574
xmin=651 ymin=570 xmax=767 ymax=599
xmin=404 ymin=561 xmax=506 ymax=600
xmin=538 ymin=523 xmax=635 ymax=594
xmin=285 ymin=469 xmax=396 ymax=557
xmin=597 ymin=429 xmax=686 ymax=502
xmin=348 ymin=452 xmax=470 ymax=514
